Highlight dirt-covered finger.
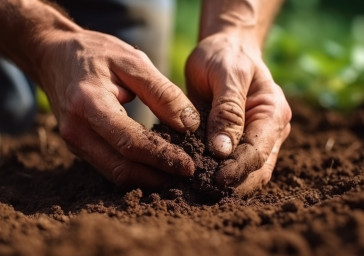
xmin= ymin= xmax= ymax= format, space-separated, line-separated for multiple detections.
xmin=208 ymin=97 xmax=246 ymax=158
xmin=206 ymin=67 xmax=252 ymax=158
xmin=214 ymin=79 xmax=292 ymax=186
xmin=215 ymin=118 xmax=291 ymax=187
xmin=61 ymin=119 xmax=169 ymax=188
xmin=232 ymin=124 xmax=291 ymax=196
xmin=83 ymin=96 xmax=195 ymax=176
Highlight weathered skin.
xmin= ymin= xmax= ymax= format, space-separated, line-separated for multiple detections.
xmin=0 ymin=0 xmax=200 ymax=188
xmin=186 ymin=0 xmax=292 ymax=195
xmin=0 ymin=0 xmax=291 ymax=193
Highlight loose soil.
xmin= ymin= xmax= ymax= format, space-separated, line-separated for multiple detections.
xmin=0 ymin=100 xmax=364 ymax=256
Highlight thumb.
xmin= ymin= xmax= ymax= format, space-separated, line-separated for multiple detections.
xmin=207 ymin=82 xmax=248 ymax=158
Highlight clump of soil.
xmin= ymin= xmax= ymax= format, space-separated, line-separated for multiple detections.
xmin=1 ymin=99 xmax=364 ymax=256
xmin=153 ymin=103 xmax=229 ymax=202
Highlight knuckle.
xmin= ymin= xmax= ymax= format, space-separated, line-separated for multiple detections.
xmin=273 ymin=85 xmax=292 ymax=124
xmin=111 ymin=162 xmax=132 ymax=186
xmin=243 ymin=145 xmax=269 ymax=174
xmin=282 ymin=123 xmax=292 ymax=140
xmin=275 ymin=85 xmax=293 ymax=125
xmin=150 ymin=82 xmax=183 ymax=108
xmin=59 ymin=121 xmax=78 ymax=147
xmin=134 ymin=49 xmax=149 ymax=62
xmin=255 ymin=150 xmax=269 ymax=170
xmin=213 ymin=98 xmax=245 ymax=127
xmin=115 ymin=133 xmax=134 ymax=155
xmin=65 ymin=84 xmax=88 ymax=115
xmin=235 ymin=64 xmax=252 ymax=79
xmin=283 ymin=103 xmax=293 ymax=125
xmin=120 ymin=49 xmax=150 ymax=78
xmin=130 ymin=50 xmax=152 ymax=73
xmin=261 ymin=169 xmax=273 ymax=186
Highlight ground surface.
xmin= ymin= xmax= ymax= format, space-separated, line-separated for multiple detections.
xmin=0 ymin=101 xmax=364 ymax=256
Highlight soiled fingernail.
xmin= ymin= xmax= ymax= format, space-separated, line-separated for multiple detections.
xmin=213 ymin=134 xmax=232 ymax=158
xmin=180 ymin=106 xmax=200 ymax=131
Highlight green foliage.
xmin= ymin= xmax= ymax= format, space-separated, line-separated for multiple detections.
xmin=265 ymin=0 xmax=364 ymax=111
xmin=171 ymin=0 xmax=364 ymax=111
xmin=36 ymin=1 xmax=364 ymax=112
xmin=170 ymin=0 xmax=201 ymax=91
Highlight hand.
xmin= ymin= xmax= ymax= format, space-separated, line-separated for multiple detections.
xmin=35 ymin=28 xmax=200 ymax=188
xmin=186 ymin=33 xmax=291 ymax=195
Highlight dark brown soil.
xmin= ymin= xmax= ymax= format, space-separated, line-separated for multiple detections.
xmin=152 ymin=103 xmax=228 ymax=202
xmin=1 ymin=100 xmax=364 ymax=256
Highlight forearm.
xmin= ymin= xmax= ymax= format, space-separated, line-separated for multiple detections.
xmin=200 ymin=0 xmax=284 ymax=47
xmin=0 ymin=0 xmax=80 ymax=81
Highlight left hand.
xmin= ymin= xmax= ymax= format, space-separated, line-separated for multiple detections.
xmin=36 ymin=29 xmax=200 ymax=189
xmin=185 ymin=32 xmax=292 ymax=195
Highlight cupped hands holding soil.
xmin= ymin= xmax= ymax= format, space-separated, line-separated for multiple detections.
xmin=153 ymin=103 xmax=261 ymax=201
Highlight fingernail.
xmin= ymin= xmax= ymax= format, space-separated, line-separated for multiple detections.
xmin=213 ymin=134 xmax=232 ymax=158
xmin=180 ymin=106 xmax=200 ymax=131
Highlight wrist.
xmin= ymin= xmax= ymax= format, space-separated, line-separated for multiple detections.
xmin=199 ymin=0 xmax=259 ymax=42
xmin=201 ymin=30 xmax=262 ymax=59
xmin=0 ymin=0 xmax=81 ymax=82
xmin=199 ymin=0 xmax=284 ymax=47
xmin=30 ymin=4 xmax=82 ymax=83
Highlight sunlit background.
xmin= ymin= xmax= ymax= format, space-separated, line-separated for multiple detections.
xmin=34 ymin=0 xmax=364 ymax=113
xmin=171 ymin=0 xmax=364 ymax=112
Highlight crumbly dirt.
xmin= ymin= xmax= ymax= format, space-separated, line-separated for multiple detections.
xmin=0 ymin=100 xmax=364 ymax=256
xmin=152 ymin=103 xmax=228 ymax=202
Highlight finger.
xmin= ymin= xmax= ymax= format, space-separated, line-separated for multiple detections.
xmin=61 ymin=118 xmax=169 ymax=189
xmin=215 ymin=83 xmax=292 ymax=186
xmin=232 ymin=124 xmax=291 ymax=197
xmin=109 ymin=71 xmax=136 ymax=103
xmin=111 ymin=49 xmax=200 ymax=132
xmin=75 ymin=91 xmax=195 ymax=176
xmin=216 ymin=109 xmax=290 ymax=186
xmin=207 ymin=64 xmax=252 ymax=158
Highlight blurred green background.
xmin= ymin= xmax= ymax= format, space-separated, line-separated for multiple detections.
xmin=171 ymin=0 xmax=364 ymax=112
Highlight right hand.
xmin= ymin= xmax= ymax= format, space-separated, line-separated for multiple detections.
xmin=185 ymin=32 xmax=291 ymax=195
xmin=35 ymin=28 xmax=200 ymax=189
